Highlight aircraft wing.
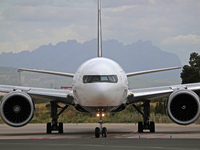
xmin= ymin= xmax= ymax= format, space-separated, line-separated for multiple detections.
xmin=18 ymin=68 xmax=74 ymax=78
xmin=127 ymin=82 xmax=200 ymax=104
xmin=0 ymin=85 xmax=74 ymax=105
xmin=126 ymin=66 xmax=181 ymax=77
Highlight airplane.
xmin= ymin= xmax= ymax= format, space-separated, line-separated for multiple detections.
xmin=0 ymin=0 xmax=200 ymax=138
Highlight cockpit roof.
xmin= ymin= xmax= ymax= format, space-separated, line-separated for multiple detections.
xmin=77 ymin=57 xmax=124 ymax=75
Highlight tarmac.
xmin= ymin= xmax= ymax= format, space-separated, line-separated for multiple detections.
xmin=0 ymin=123 xmax=200 ymax=150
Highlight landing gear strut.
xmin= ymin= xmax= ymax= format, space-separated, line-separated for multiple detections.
xmin=47 ymin=101 xmax=69 ymax=134
xmin=132 ymin=100 xmax=155 ymax=133
xmin=95 ymin=112 xmax=107 ymax=138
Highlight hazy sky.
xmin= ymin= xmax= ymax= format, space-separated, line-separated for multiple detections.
xmin=0 ymin=0 xmax=200 ymax=65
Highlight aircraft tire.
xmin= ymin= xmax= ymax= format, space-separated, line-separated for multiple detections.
xmin=95 ymin=127 xmax=100 ymax=138
xmin=150 ymin=121 xmax=155 ymax=133
xmin=47 ymin=122 xmax=51 ymax=134
xmin=138 ymin=121 xmax=143 ymax=133
xmin=102 ymin=127 xmax=107 ymax=138
xmin=59 ymin=122 xmax=63 ymax=133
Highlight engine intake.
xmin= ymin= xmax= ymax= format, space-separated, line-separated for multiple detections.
xmin=0 ymin=91 xmax=35 ymax=127
xmin=166 ymin=89 xmax=200 ymax=125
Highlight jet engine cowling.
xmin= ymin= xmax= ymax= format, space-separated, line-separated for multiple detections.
xmin=166 ymin=89 xmax=200 ymax=125
xmin=0 ymin=91 xmax=35 ymax=127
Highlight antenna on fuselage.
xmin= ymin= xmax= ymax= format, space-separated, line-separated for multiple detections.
xmin=97 ymin=0 xmax=102 ymax=57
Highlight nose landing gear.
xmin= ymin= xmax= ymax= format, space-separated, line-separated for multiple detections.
xmin=95 ymin=112 xmax=107 ymax=138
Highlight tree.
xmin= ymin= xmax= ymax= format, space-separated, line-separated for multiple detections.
xmin=181 ymin=52 xmax=200 ymax=84
xmin=155 ymin=101 xmax=165 ymax=115
xmin=181 ymin=52 xmax=200 ymax=96
xmin=189 ymin=52 xmax=200 ymax=70
xmin=181 ymin=65 xmax=200 ymax=84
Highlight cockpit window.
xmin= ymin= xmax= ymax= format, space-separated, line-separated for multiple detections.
xmin=83 ymin=75 xmax=118 ymax=83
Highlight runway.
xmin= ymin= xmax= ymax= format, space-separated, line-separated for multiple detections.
xmin=1 ymin=139 xmax=200 ymax=150
xmin=1 ymin=123 xmax=200 ymax=139
xmin=0 ymin=123 xmax=200 ymax=150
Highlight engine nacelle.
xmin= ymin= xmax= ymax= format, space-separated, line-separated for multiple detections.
xmin=166 ymin=89 xmax=200 ymax=125
xmin=0 ymin=91 xmax=35 ymax=127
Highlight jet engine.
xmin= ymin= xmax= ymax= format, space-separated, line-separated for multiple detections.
xmin=166 ymin=89 xmax=200 ymax=125
xmin=0 ymin=91 xmax=35 ymax=127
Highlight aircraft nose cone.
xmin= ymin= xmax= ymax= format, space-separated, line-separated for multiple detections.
xmin=91 ymin=84 xmax=110 ymax=100
xmin=81 ymin=84 xmax=114 ymax=106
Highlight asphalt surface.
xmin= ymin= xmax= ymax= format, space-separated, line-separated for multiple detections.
xmin=0 ymin=123 xmax=200 ymax=150
xmin=0 ymin=138 xmax=200 ymax=150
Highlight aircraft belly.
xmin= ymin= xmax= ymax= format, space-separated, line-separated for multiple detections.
xmin=81 ymin=106 xmax=117 ymax=113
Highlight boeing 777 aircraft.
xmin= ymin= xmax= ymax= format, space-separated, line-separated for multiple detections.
xmin=0 ymin=0 xmax=200 ymax=138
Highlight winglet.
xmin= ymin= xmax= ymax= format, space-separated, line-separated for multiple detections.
xmin=97 ymin=0 xmax=102 ymax=57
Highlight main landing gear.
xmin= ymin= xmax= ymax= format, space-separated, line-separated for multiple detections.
xmin=132 ymin=100 xmax=155 ymax=133
xmin=95 ymin=112 xmax=107 ymax=138
xmin=47 ymin=101 xmax=69 ymax=134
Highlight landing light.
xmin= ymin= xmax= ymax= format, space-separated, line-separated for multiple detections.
xmin=96 ymin=113 xmax=105 ymax=117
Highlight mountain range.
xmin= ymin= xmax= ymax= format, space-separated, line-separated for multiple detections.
xmin=0 ymin=39 xmax=182 ymax=79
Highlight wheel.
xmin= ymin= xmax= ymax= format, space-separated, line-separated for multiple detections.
xmin=138 ymin=121 xmax=143 ymax=133
xmin=95 ymin=127 xmax=100 ymax=138
xmin=150 ymin=121 xmax=155 ymax=133
xmin=102 ymin=127 xmax=107 ymax=138
xmin=47 ymin=122 xmax=51 ymax=134
xmin=59 ymin=122 xmax=63 ymax=133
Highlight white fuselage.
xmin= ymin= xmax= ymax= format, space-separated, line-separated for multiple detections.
xmin=72 ymin=57 xmax=128 ymax=113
